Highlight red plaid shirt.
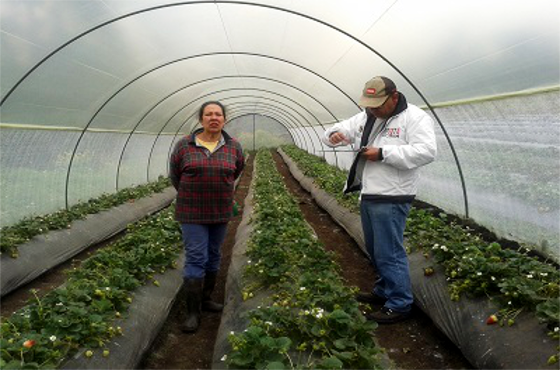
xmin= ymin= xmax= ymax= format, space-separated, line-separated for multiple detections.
xmin=170 ymin=129 xmax=244 ymax=224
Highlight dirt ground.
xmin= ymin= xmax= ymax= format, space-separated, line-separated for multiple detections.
xmin=141 ymin=151 xmax=473 ymax=370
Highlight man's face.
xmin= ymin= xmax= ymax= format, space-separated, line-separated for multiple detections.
xmin=367 ymin=93 xmax=398 ymax=119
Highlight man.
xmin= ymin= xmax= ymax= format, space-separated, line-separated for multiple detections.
xmin=322 ymin=76 xmax=437 ymax=323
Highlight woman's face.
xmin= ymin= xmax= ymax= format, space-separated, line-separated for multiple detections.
xmin=200 ymin=104 xmax=225 ymax=134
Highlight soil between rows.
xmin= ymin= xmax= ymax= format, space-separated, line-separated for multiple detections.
xmin=142 ymin=150 xmax=473 ymax=369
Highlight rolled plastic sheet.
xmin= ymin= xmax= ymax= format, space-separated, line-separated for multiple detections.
xmin=278 ymin=148 xmax=558 ymax=369
xmin=1 ymin=187 xmax=176 ymax=297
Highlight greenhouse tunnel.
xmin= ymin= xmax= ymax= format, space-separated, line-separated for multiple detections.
xmin=0 ymin=0 xmax=560 ymax=368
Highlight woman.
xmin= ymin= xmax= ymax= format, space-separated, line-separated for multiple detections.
xmin=169 ymin=101 xmax=244 ymax=333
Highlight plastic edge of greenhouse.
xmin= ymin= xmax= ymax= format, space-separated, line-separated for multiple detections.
xmin=277 ymin=148 xmax=557 ymax=370
xmin=0 ymin=187 xmax=177 ymax=297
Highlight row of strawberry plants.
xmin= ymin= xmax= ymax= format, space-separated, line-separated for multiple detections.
xmin=281 ymin=144 xmax=559 ymax=361
xmin=225 ymin=149 xmax=384 ymax=370
xmin=0 ymin=176 xmax=172 ymax=257
xmin=0 ymin=206 xmax=182 ymax=369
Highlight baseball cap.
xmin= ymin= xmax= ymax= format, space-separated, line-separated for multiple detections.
xmin=358 ymin=76 xmax=397 ymax=108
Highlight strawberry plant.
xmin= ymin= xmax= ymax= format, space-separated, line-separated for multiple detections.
xmin=0 ymin=206 xmax=181 ymax=369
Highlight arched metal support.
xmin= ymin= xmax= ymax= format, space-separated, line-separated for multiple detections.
xmin=225 ymin=103 xmax=312 ymax=152
xmin=146 ymin=88 xmax=315 ymax=182
xmin=139 ymin=75 xmax=341 ymax=181
xmin=1 ymin=0 xmax=468 ymax=217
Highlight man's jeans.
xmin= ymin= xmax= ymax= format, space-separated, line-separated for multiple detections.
xmin=360 ymin=200 xmax=413 ymax=312
xmin=181 ymin=223 xmax=228 ymax=279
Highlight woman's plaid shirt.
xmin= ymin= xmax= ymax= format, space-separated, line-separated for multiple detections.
xmin=169 ymin=129 xmax=244 ymax=224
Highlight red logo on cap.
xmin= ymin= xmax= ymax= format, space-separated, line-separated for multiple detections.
xmin=366 ymin=88 xmax=376 ymax=95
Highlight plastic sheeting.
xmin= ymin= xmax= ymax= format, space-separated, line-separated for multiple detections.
xmin=0 ymin=187 xmax=176 ymax=297
xmin=278 ymin=148 xmax=557 ymax=369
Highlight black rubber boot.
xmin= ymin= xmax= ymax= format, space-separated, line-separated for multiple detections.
xmin=202 ymin=272 xmax=224 ymax=312
xmin=181 ymin=278 xmax=203 ymax=333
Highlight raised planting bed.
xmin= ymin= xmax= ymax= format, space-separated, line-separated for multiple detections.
xmin=1 ymin=206 xmax=184 ymax=369
xmin=1 ymin=184 xmax=176 ymax=297
xmin=278 ymin=145 xmax=559 ymax=369
xmin=213 ymin=150 xmax=391 ymax=370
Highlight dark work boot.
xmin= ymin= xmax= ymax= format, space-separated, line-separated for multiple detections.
xmin=181 ymin=278 xmax=203 ymax=333
xmin=202 ymin=272 xmax=224 ymax=312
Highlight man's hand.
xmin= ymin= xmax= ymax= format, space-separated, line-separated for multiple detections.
xmin=329 ymin=131 xmax=350 ymax=145
xmin=361 ymin=147 xmax=383 ymax=161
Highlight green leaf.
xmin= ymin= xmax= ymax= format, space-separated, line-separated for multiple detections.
xmin=318 ymin=356 xmax=343 ymax=369
xmin=265 ymin=361 xmax=285 ymax=369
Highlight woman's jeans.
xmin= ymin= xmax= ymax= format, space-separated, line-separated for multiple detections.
xmin=360 ymin=200 xmax=413 ymax=312
xmin=181 ymin=223 xmax=228 ymax=279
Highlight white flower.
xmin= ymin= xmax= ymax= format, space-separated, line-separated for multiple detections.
xmin=300 ymin=287 xmax=306 ymax=291
xmin=265 ymin=321 xmax=273 ymax=326
xmin=540 ymin=272 xmax=548 ymax=277
xmin=491 ymin=276 xmax=496 ymax=281
xmin=56 ymin=302 xmax=64 ymax=306
xmin=248 ymin=260 xmax=252 ymax=264
xmin=554 ymin=327 xmax=559 ymax=333
xmin=105 ymin=287 xmax=111 ymax=291
xmin=221 ymin=355 xmax=228 ymax=362
xmin=50 ymin=335 xmax=57 ymax=342
xmin=304 ymin=310 xmax=310 ymax=315
xmin=508 ymin=301 xmax=512 ymax=305
xmin=526 ymin=274 xmax=533 ymax=279
xmin=230 ymin=331 xmax=235 ymax=335
xmin=259 ymin=269 xmax=264 ymax=274
xmin=316 ymin=312 xmax=323 ymax=319
xmin=477 ymin=272 xmax=482 ymax=276
xmin=441 ymin=246 xmax=448 ymax=252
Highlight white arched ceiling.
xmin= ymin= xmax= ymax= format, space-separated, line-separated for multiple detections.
xmin=2 ymin=0 xmax=558 ymax=131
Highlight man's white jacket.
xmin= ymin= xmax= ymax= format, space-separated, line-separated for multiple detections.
xmin=322 ymin=94 xmax=437 ymax=201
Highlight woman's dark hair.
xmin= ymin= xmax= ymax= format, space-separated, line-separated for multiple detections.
xmin=198 ymin=101 xmax=226 ymax=121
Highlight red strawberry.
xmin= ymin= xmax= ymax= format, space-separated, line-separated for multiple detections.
xmin=486 ymin=314 xmax=498 ymax=325
xmin=23 ymin=339 xmax=35 ymax=348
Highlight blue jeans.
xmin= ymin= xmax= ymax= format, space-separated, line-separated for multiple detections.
xmin=360 ymin=200 xmax=413 ymax=312
xmin=181 ymin=223 xmax=228 ymax=279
